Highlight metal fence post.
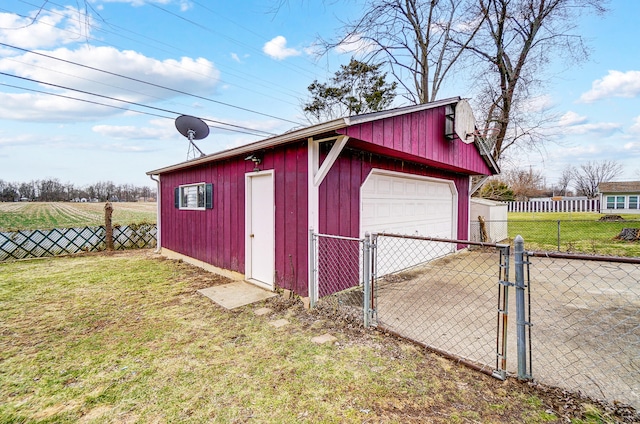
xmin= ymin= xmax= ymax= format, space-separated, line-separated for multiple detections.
xmin=557 ymin=220 xmax=561 ymax=252
xmin=514 ymin=235 xmax=532 ymax=380
xmin=363 ymin=232 xmax=371 ymax=328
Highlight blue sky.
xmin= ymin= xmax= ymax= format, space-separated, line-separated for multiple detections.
xmin=0 ymin=0 xmax=638 ymax=189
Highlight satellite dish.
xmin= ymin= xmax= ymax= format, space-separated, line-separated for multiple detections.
xmin=454 ymin=100 xmax=476 ymax=144
xmin=175 ymin=115 xmax=209 ymax=160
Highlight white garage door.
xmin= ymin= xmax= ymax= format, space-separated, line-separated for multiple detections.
xmin=361 ymin=171 xmax=456 ymax=238
xmin=361 ymin=170 xmax=457 ymax=275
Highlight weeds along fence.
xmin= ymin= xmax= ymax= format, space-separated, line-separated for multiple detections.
xmin=311 ymin=231 xmax=640 ymax=409
xmin=0 ymin=224 xmax=157 ymax=261
xmin=470 ymin=219 xmax=640 ymax=256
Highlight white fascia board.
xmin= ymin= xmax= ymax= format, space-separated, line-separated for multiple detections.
xmin=147 ymin=118 xmax=347 ymax=175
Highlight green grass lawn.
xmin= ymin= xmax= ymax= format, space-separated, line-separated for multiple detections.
xmin=0 ymin=202 xmax=156 ymax=231
xmin=0 ymin=251 xmax=626 ymax=423
xmin=506 ymin=212 xmax=640 ymax=257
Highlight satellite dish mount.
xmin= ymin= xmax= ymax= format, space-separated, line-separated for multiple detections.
xmin=175 ymin=115 xmax=210 ymax=160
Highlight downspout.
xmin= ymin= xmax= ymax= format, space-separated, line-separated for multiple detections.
xmin=149 ymin=174 xmax=161 ymax=253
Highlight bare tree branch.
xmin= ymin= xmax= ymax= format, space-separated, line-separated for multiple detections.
xmin=572 ymin=160 xmax=623 ymax=199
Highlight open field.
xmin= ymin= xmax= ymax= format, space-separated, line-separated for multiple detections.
xmin=507 ymin=212 xmax=640 ymax=257
xmin=1 ymin=250 xmax=633 ymax=423
xmin=0 ymin=202 xmax=156 ymax=231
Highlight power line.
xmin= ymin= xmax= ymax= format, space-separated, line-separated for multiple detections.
xmin=147 ymin=2 xmax=322 ymax=82
xmin=8 ymin=1 xmax=310 ymax=104
xmin=0 ymin=74 xmax=277 ymax=137
xmin=0 ymin=41 xmax=303 ymax=126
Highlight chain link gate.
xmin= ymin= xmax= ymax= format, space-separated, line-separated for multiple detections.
xmin=310 ymin=230 xmax=639 ymax=409
xmin=369 ymin=233 xmax=511 ymax=379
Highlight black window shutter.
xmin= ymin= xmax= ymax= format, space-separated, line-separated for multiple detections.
xmin=205 ymin=183 xmax=213 ymax=209
xmin=174 ymin=187 xmax=180 ymax=208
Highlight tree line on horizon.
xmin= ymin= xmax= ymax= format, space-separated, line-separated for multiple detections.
xmin=0 ymin=178 xmax=156 ymax=202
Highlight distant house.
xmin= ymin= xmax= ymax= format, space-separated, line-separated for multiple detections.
xmin=598 ymin=181 xmax=640 ymax=214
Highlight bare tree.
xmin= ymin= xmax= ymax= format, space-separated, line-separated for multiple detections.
xmin=326 ymin=0 xmax=605 ymax=164
xmin=327 ymin=0 xmax=483 ymax=104
xmin=572 ymin=160 xmax=623 ymax=199
xmin=503 ymin=168 xmax=545 ymax=200
xmin=467 ymin=0 xmax=606 ymax=161
xmin=557 ymin=165 xmax=573 ymax=196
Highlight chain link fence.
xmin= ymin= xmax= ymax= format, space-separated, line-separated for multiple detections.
xmin=524 ymin=251 xmax=640 ymax=409
xmin=372 ymin=234 xmax=510 ymax=378
xmin=470 ymin=219 xmax=640 ymax=257
xmin=0 ymin=224 xmax=157 ymax=261
xmin=309 ymin=233 xmax=366 ymax=320
xmin=311 ymin=230 xmax=640 ymax=410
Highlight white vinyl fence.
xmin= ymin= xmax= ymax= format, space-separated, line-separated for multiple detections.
xmin=508 ymin=199 xmax=599 ymax=213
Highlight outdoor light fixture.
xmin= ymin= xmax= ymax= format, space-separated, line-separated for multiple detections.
xmin=245 ymin=153 xmax=262 ymax=171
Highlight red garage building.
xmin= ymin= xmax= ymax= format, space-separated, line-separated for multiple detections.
xmin=147 ymin=97 xmax=498 ymax=297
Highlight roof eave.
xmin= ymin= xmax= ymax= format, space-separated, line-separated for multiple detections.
xmin=146 ymin=117 xmax=348 ymax=175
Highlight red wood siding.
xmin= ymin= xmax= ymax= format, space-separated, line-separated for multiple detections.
xmin=159 ymin=142 xmax=309 ymax=295
xmin=339 ymin=106 xmax=492 ymax=176
xmin=319 ymin=148 xmax=470 ymax=241
xmin=156 ymin=103 xmax=488 ymax=297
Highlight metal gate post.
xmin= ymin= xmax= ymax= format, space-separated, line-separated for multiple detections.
xmin=514 ymin=235 xmax=532 ymax=380
xmin=363 ymin=232 xmax=371 ymax=328
xmin=494 ymin=244 xmax=510 ymax=380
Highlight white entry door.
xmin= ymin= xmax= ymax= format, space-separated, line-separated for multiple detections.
xmin=245 ymin=171 xmax=275 ymax=290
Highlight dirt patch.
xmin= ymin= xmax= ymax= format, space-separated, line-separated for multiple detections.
xmin=600 ymin=215 xmax=625 ymax=221
xmin=78 ymin=406 xmax=113 ymax=423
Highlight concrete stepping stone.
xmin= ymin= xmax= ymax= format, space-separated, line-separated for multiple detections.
xmin=254 ymin=307 xmax=273 ymax=316
xmin=268 ymin=319 xmax=289 ymax=328
xmin=311 ymin=333 xmax=337 ymax=344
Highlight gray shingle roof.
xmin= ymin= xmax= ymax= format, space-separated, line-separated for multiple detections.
xmin=598 ymin=181 xmax=640 ymax=193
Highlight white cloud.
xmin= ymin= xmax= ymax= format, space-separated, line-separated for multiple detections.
xmin=0 ymin=132 xmax=60 ymax=147
xmin=262 ymin=36 xmax=301 ymax=60
xmin=0 ymin=8 xmax=93 ymax=50
xmin=520 ymin=95 xmax=555 ymax=113
xmin=555 ymin=111 xmax=621 ymax=136
xmin=303 ymin=42 xmax=323 ymax=57
xmin=334 ymin=33 xmax=376 ymax=55
xmin=629 ymin=116 xmax=640 ymax=134
xmin=0 ymin=92 xmax=118 ymax=122
xmin=558 ymin=111 xmax=588 ymax=126
xmin=623 ymin=141 xmax=640 ymax=150
xmin=0 ymin=46 xmax=220 ymax=122
xmin=92 ymin=121 xmax=174 ymax=140
xmin=178 ymin=1 xmax=193 ymax=12
xmin=579 ymin=70 xmax=640 ymax=103
xmin=230 ymin=52 xmax=249 ymax=63
xmin=560 ymin=122 xmax=622 ymax=136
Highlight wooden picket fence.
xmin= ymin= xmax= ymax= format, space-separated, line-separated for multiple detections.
xmin=0 ymin=224 xmax=157 ymax=261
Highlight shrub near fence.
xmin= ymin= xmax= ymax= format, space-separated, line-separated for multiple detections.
xmin=471 ymin=219 xmax=640 ymax=257
xmin=0 ymin=224 xmax=157 ymax=261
